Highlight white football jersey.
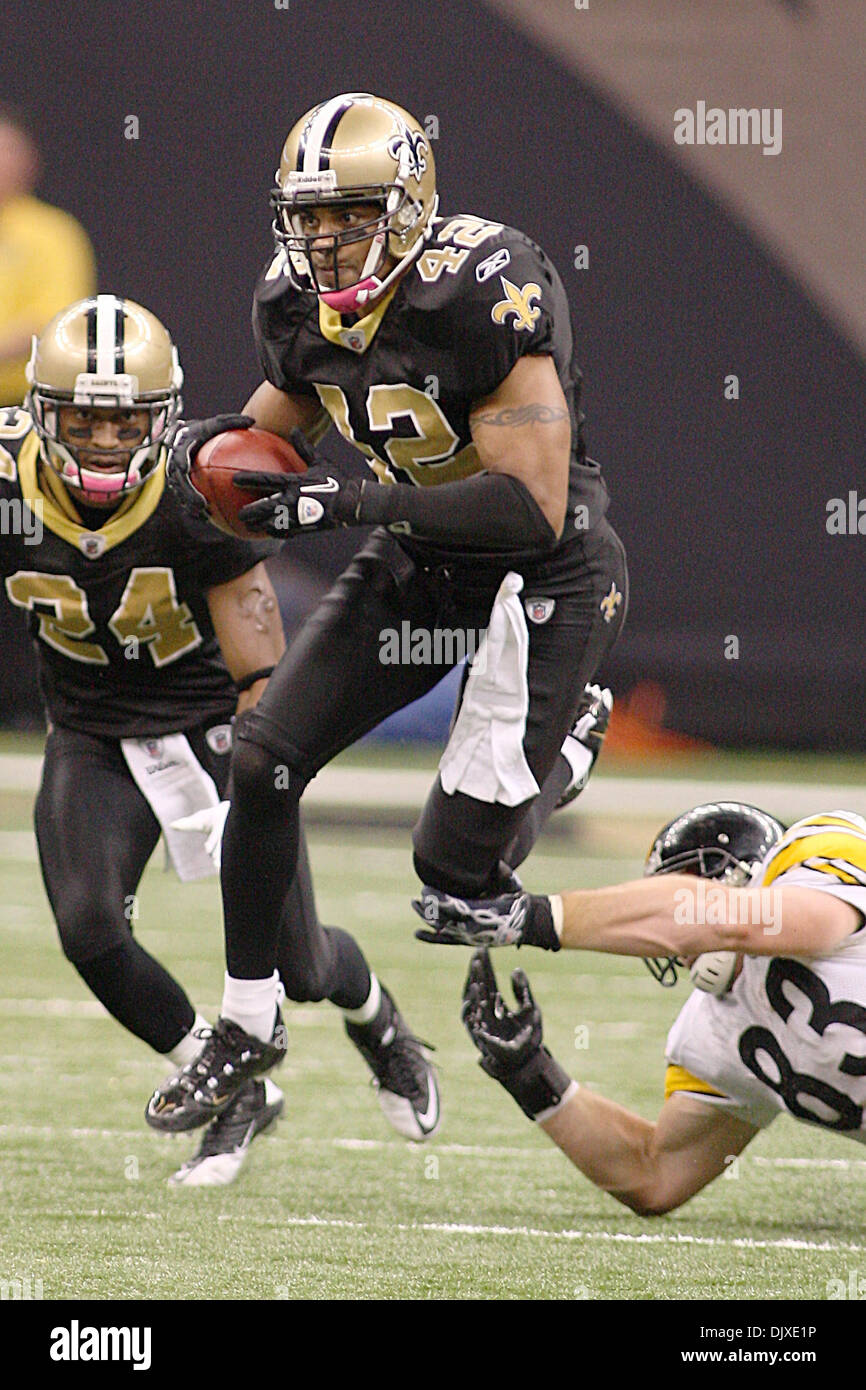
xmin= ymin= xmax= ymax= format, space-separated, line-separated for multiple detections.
xmin=666 ymin=812 xmax=866 ymax=1135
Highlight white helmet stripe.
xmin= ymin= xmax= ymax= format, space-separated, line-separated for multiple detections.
xmin=95 ymin=294 xmax=120 ymax=376
xmin=302 ymin=92 xmax=369 ymax=174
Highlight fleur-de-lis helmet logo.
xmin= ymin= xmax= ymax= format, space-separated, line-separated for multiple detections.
xmin=387 ymin=127 xmax=428 ymax=182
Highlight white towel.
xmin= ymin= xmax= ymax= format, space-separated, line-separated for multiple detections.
xmin=121 ymin=733 xmax=221 ymax=881
xmin=439 ymin=571 xmax=540 ymax=806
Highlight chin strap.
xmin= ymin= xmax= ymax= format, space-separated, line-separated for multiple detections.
xmin=319 ymin=276 xmax=384 ymax=313
xmin=317 ymin=225 xmax=429 ymax=314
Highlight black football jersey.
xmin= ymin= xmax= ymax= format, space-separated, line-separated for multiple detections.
xmin=0 ymin=409 xmax=273 ymax=738
xmin=253 ymin=213 xmax=609 ymax=571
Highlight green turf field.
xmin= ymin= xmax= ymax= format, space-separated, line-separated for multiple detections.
xmin=1 ymin=752 xmax=865 ymax=1302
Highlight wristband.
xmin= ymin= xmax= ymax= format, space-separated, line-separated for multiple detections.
xmin=522 ymin=895 xmax=561 ymax=951
xmin=235 ymin=666 xmax=275 ymax=693
xmin=482 ymin=1045 xmax=574 ymax=1121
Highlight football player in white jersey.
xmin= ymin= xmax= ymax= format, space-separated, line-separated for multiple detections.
xmin=415 ymin=803 xmax=866 ymax=1214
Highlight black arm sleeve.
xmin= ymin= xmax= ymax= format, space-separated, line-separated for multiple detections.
xmin=351 ymin=472 xmax=558 ymax=553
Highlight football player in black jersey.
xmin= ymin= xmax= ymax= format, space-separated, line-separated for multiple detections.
xmin=150 ymin=92 xmax=626 ymax=1131
xmin=2 ymin=293 xmax=440 ymax=1182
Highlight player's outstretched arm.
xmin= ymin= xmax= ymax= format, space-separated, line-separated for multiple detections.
xmin=463 ymin=951 xmax=757 ymax=1215
xmin=417 ymin=875 xmax=861 ymax=959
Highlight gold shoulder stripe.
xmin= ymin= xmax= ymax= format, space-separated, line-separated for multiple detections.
xmin=763 ymin=831 xmax=866 ymax=887
xmin=17 ymin=436 xmax=166 ymax=553
xmin=664 ymin=1064 xmax=725 ymax=1101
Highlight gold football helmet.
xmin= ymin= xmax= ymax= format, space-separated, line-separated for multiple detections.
xmin=271 ymin=92 xmax=438 ymax=312
xmin=25 ymin=295 xmax=183 ymax=499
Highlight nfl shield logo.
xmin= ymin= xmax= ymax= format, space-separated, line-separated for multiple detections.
xmin=206 ymin=724 xmax=233 ymax=756
xmin=141 ymin=738 xmax=163 ymax=759
xmin=339 ymin=329 xmax=366 ymax=353
xmin=524 ymin=597 xmax=556 ymax=625
xmin=79 ymin=533 xmax=106 ymax=559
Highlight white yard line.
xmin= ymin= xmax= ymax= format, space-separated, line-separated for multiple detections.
xmin=10 ymin=1201 xmax=862 ymax=1254
xmin=281 ymin=1215 xmax=865 ymax=1253
xmin=2 ymin=1122 xmax=866 ymax=1174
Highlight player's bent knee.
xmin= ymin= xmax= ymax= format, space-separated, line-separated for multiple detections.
xmin=412 ymin=848 xmax=475 ymax=896
xmin=55 ymin=910 xmax=130 ymax=966
xmin=230 ymin=735 xmax=305 ymax=813
xmin=280 ymin=969 xmax=330 ymax=1005
xmin=412 ymin=849 xmax=444 ymax=888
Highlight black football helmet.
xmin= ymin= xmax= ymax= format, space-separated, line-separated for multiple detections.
xmin=642 ymin=802 xmax=785 ymax=986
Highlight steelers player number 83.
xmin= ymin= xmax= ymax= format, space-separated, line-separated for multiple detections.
xmin=738 ymin=958 xmax=866 ymax=1131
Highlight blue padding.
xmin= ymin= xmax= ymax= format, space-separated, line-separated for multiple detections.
xmin=365 ymin=664 xmax=463 ymax=743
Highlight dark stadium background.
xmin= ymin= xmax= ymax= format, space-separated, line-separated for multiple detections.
xmin=2 ymin=0 xmax=864 ymax=747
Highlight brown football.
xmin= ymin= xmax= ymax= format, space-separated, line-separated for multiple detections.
xmin=190 ymin=428 xmax=308 ymax=538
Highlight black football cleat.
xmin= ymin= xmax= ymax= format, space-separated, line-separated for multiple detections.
xmin=345 ymin=988 xmax=441 ymax=1142
xmin=168 ymin=1078 xmax=284 ymax=1187
xmin=555 ymin=683 xmax=613 ymax=810
xmin=146 ymin=1012 xmax=287 ymax=1133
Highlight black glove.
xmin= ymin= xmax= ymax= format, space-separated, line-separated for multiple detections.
xmin=235 ymin=428 xmax=362 ymax=537
xmin=461 ymin=951 xmax=573 ymax=1120
xmin=412 ymin=885 xmax=560 ymax=950
xmin=165 ymin=414 xmax=254 ymax=522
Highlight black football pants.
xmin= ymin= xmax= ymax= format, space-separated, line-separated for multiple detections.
xmin=224 ymin=521 xmax=628 ymax=979
xmin=34 ymin=725 xmax=371 ymax=1053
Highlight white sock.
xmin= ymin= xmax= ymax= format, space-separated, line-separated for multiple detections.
xmin=561 ymin=737 xmax=593 ymax=789
xmin=341 ymin=973 xmax=381 ymax=1026
xmin=168 ymin=1013 xmax=211 ymax=1068
xmin=221 ymin=971 xmax=280 ymax=1042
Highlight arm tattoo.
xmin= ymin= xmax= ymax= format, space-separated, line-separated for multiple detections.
xmin=470 ymin=402 xmax=569 ymax=428
xmin=238 ymin=585 xmax=277 ymax=633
